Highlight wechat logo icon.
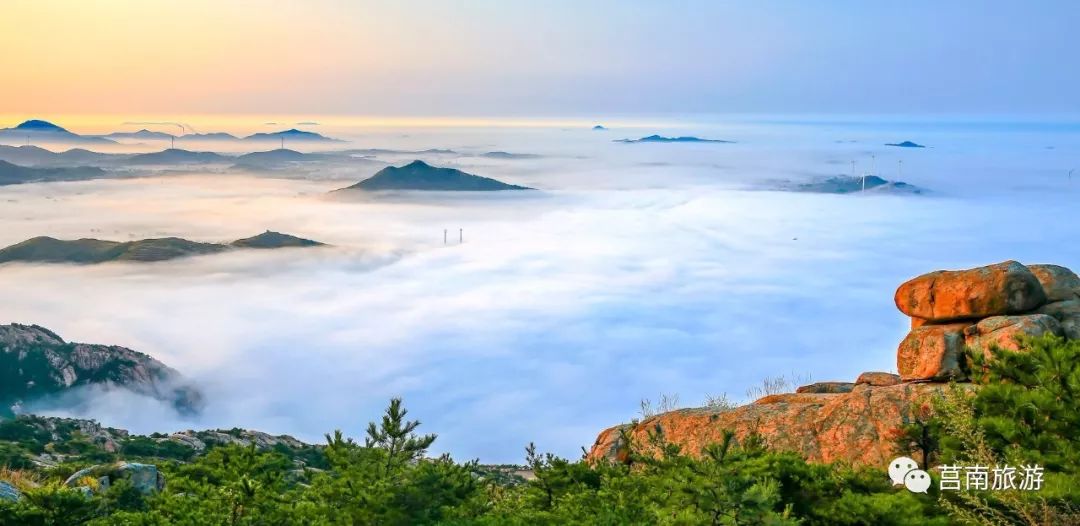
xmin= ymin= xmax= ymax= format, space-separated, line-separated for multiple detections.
xmin=889 ymin=456 xmax=930 ymax=493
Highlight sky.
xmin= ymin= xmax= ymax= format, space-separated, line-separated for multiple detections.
xmin=1 ymin=1 xmax=1077 ymax=117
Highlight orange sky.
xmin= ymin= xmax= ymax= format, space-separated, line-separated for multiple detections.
xmin=3 ymin=1 xmax=1077 ymax=117
xmin=0 ymin=1 xmax=436 ymax=115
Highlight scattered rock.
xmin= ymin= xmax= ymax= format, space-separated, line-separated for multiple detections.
xmin=794 ymin=382 xmax=855 ymax=394
xmin=1027 ymin=264 xmax=1080 ymax=302
xmin=894 ymin=260 xmax=1046 ymax=322
xmin=897 ymin=323 xmax=971 ymax=382
xmin=963 ymin=314 xmax=1062 ymax=355
xmin=856 ymin=372 xmax=901 ymax=386
xmin=64 ymin=462 xmax=165 ymax=495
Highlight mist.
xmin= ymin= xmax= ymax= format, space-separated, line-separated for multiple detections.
xmin=1 ymin=117 xmax=1078 ymax=463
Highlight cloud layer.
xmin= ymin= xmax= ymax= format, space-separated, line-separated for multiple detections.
xmin=1 ymin=119 xmax=1078 ymax=462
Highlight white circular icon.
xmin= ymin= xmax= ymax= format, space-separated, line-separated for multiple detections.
xmin=888 ymin=456 xmax=918 ymax=486
xmin=904 ymin=469 xmax=932 ymax=493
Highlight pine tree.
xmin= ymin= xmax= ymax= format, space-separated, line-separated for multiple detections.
xmin=365 ymin=397 xmax=437 ymax=472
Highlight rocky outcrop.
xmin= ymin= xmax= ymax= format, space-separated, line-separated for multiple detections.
xmin=64 ymin=462 xmax=166 ymax=495
xmin=590 ymin=383 xmax=950 ymax=467
xmin=895 ymin=261 xmax=1077 ymax=381
xmin=963 ymin=315 xmax=1061 ymax=356
xmin=588 ymin=261 xmax=1079 ymax=467
xmin=1028 ymin=264 xmax=1080 ymax=302
xmin=794 ymin=382 xmax=854 ymax=394
xmin=0 ymin=324 xmax=203 ymax=415
xmin=896 ymin=323 xmax=970 ymax=382
xmin=0 ymin=415 xmax=317 ymax=470
xmin=894 ymin=260 xmax=1045 ymax=322
xmin=167 ymin=428 xmax=308 ymax=451
xmin=855 ymin=372 xmax=901 ymax=386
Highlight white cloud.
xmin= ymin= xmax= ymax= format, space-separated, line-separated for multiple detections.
xmin=1 ymin=122 xmax=1079 ymax=462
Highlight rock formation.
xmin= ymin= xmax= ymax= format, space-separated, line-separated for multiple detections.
xmin=0 ymin=414 xmax=318 ymax=471
xmin=0 ymin=324 xmax=203 ymax=416
xmin=894 ymin=261 xmax=1075 ymax=381
xmin=588 ymin=261 xmax=1080 ymax=467
xmin=64 ymin=462 xmax=166 ymax=495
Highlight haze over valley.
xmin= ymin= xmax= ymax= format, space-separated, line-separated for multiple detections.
xmin=2 ymin=1 xmax=1079 ymax=467
xmin=0 ymin=114 xmax=1077 ymax=462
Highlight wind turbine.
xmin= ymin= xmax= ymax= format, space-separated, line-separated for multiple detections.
xmin=864 ymin=154 xmax=877 ymax=192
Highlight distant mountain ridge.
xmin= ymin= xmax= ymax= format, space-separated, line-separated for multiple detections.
xmin=0 ymin=145 xmax=120 ymax=167
xmin=0 ymin=160 xmax=107 ymax=186
xmin=340 ymin=160 xmax=532 ymax=191
xmin=243 ymin=129 xmax=340 ymax=143
xmin=0 ymin=231 xmax=325 ymax=265
xmin=101 ymin=130 xmax=176 ymax=140
xmin=125 ymin=149 xmax=229 ymax=165
xmin=0 ymin=120 xmax=343 ymax=146
xmin=885 ymin=140 xmax=926 ymax=148
xmin=793 ymin=175 xmax=925 ymax=195
xmin=616 ymin=135 xmax=734 ymax=144
xmin=0 ymin=120 xmax=116 ymax=146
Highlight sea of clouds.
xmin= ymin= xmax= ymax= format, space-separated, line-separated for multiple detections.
xmin=1 ymin=117 xmax=1078 ymax=462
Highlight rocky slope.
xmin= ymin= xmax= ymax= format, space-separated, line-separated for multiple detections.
xmin=588 ymin=261 xmax=1080 ymax=467
xmin=0 ymin=324 xmax=203 ymax=416
xmin=0 ymin=415 xmax=315 ymax=468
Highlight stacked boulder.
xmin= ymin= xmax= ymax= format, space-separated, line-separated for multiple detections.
xmin=895 ymin=261 xmax=1080 ymax=382
xmin=588 ymin=260 xmax=1080 ymax=468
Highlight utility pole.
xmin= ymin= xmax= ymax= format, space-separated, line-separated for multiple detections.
xmin=170 ymin=136 xmax=175 ymax=149
xmin=281 ymin=137 xmax=285 ymax=150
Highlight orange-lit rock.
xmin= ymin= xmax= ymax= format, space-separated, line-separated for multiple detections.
xmin=896 ymin=322 xmax=971 ymax=382
xmin=894 ymin=261 xmax=1046 ymax=322
xmin=1027 ymin=264 xmax=1080 ymax=302
xmin=856 ymin=371 xmax=901 ymax=386
xmin=963 ymin=314 xmax=1062 ymax=355
xmin=755 ymin=392 xmax=842 ymax=404
xmin=588 ymin=383 xmax=950 ymax=467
